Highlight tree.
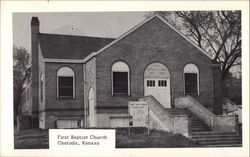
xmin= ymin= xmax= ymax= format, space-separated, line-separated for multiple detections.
xmin=148 ymin=11 xmax=241 ymax=82
xmin=223 ymin=73 xmax=242 ymax=105
xmin=13 ymin=46 xmax=31 ymax=123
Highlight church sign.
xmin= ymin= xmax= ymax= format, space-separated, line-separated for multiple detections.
xmin=128 ymin=101 xmax=149 ymax=130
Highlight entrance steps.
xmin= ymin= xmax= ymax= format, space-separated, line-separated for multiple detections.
xmin=165 ymin=108 xmax=242 ymax=147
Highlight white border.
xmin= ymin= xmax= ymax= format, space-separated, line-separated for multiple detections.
xmin=1 ymin=1 xmax=249 ymax=157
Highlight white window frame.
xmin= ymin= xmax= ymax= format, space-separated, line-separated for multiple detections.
xmin=183 ymin=63 xmax=200 ymax=95
xmin=111 ymin=61 xmax=130 ymax=96
xmin=57 ymin=67 xmax=75 ymax=99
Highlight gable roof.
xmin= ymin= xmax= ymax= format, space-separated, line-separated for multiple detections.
xmin=38 ymin=33 xmax=114 ymax=59
xmin=83 ymin=15 xmax=213 ymax=63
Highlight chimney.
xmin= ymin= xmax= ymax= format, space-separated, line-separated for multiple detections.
xmin=31 ymin=17 xmax=40 ymax=46
xmin=31 ymin=17 xmax=40 ymax=127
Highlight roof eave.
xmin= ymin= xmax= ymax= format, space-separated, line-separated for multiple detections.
xmin=44 ymin=58 xmax=83 ymax=63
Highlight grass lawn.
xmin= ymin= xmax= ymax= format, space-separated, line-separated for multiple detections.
xmin=14 ymin=127 xmax=198 ymax=149
xmin=14 ymin=128 xmax=49 ymax=149
xmin=116 ymin=127 xmax=198 ymax=148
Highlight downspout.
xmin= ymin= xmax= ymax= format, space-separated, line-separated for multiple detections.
xmin=83 ymin=63 xmax=87 ymax=128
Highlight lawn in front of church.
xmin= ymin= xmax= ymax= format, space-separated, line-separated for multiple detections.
xmin=116 ymin=127 xmax=198 ymax=148
xmin=14 ymin=127 xmax=198 ymax=149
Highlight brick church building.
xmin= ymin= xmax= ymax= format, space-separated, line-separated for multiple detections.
xmin=21 ymin=15 xmax=224 ymax=130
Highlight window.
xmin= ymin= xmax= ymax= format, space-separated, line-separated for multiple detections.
xmin=113 ymin=72 xmax=128 ymax=94
xmin=58 ymin=77 xmax=73 ymax=97
xmin=57 ymin=67 xmax=75 ymax=99
xmin=183 ymin=63 xmax=199 ymax=95
xmin=158 ymin=80 xmax=167 ymax=87
xmin=147 ymin=80 xmax=155 ymax=87
xmin=111 ymin=61 xmax=130 ymax=95
xmin=184 ymin=73 xmax=197 ymax=94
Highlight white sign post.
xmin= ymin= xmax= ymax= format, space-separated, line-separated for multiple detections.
xmin=128 ymin=101 xmax=149 ymax=136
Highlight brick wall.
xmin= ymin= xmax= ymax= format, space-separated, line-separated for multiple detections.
xmin=84 ymin=57 xmax=97 ymax=126
xmin=95 ymin=17 xmax=215 ymax=110
xmin=85 ymin=57 xmax=96 ymax=102
xmin=45 ymin=110 xmax=83 ymax=129
xmin=43 ymin=62 xmax=84 ymax=128
xmin=44 ymin=62 xmax=84 ymax=110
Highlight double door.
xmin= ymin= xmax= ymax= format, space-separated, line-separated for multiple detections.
xmin=144 ymin=78 xmax=171 ymax=108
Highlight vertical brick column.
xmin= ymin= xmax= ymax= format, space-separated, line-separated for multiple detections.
xmin=212 ymin=63 xmax=222 ymax=115
xmin=31 ymin=17 xmax=40 ymax=127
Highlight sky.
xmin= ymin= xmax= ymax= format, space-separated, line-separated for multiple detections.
xmin=12 ymin=11 xmax=241 ymax=77
xmin=13 ymin=12 xmax=147 ymax=52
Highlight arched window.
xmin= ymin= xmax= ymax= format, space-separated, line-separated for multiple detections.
xmin=111 ymin=61 xmax=130 ymax=96
xmin=57 ymin=67 xmax=75 ymax=99
xmin=183 ymin=63 xmax=199 ymax=95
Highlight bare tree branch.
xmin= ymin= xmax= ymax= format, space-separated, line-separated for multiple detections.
xmin=151 ymin=11 xmax=241 ymax=82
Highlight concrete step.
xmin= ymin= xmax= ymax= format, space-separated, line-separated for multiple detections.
xmin=192 ymin=136 xmax=242 ymax=141
xmin=191 ymin=125 xmax=209 ymax=128
xmin=190 ymin=118 xmax=206 ymax=122
xmin=191 ymin=131 xmax=237 ymax=136
xmin=199 ymin=144 xmax=242 ymax=147
xmin=172 ymin=108 xmax=242 ymax=147
xmin=189 ymin=126 xmax=210 ymax=132
xmin=191 ymin=124 xmax=210 ymax=129
xmin=191 ymin=121 xmax=205 ymax=125
xmin=189 ymin=117 xmax=209 ymax=125
xmin=191 ymin=121 xmax=208 ymax=124
xmin=191 ymin=121 xmax=207 ymax=124
xmin=190 ymin=134 xmax=242 ymax=138
xmin=165 ymin=108 xmax=189 ymax=115
xmin=197 ymin=139 xmax=242 ymax=145
xmin=191 ymin=130 xmax=242 ymax=146
xmin=190 ymin=119 xmax=205 ymax=122
xmin=191 ymin=128 xmax=210 ymax=132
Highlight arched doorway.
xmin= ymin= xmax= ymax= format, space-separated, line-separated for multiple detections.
xmin=88 ymin=88 xmax=95 ymax=127
xmin=144 ymin=62 xmax=171 ymax=108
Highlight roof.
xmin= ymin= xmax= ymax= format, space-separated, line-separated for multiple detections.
xmin=83 ymin=15 xmax=214 ymax=63
xmin=38 ymin=33 xmax=115 ymax=59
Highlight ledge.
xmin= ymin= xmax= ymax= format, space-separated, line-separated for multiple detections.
xmin=96 ymin=106 xmax=128 ymax=110
xmin=57 ymin=116 xmax=82 ymax=120
xmin=110 ymin=116 xmax=132 ymax=118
